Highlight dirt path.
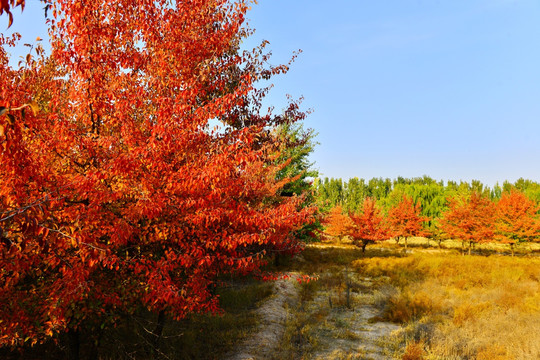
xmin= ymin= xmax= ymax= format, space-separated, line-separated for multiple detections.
xmin=303 ymin=273 xmax=401 ymax=360
xmin=226 ymin=273 xmax=301 ymax=360
xmin=227 ymin=270 xmax=401 ymax=360
xmin=309 ymin=301 xmax=400 ymax=360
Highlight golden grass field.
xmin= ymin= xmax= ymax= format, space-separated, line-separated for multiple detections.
xmin=352 ymin=251 xmax=540 ymax=359
xmin=274 ymin=237 xmax=540 ymax=360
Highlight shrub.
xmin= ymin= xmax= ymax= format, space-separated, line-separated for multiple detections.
xmin=384 ymin=290 xmax=439 ymax=323
xmin=402 ymin=341 xmax=425 ymax=360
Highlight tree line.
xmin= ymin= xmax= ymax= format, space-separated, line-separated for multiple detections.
xmin=320 ymin=177 xmax=540 ymax=255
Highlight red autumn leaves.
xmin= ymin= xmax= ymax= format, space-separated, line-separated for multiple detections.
xmin=0 ymin=0 xmax=25 ymax=27
xmin=324 ymin=191 xmax=540 ymax=254
xmin=348 ymin=198 xmax=391 ymax=252
xmin=324 ymin=195 xmax=427 ymax=252
xmin=440 ymin=191 xmax=540 ymax=255
xmin=1 ymin=0 xmax=315 ymax=348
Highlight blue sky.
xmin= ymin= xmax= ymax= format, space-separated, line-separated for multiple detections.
xmin=4 ymin=1 xmax=540 ymax=186
xmin=243 ymin=0 xmax=540 ymax=186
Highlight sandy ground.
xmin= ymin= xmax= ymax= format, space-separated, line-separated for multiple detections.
xmin=225 ymin=273 xmax=301 ymax=360
xmin=310 ymin=301 xmax=400 ymax=360
xmin=227 ymin=271 xmax=401 ymax=360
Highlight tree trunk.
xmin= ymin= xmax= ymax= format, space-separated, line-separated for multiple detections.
xmin=88 ymin=329 xmax=103 ymax=360
xmin=361 ymin=240 xmax=367 ymax=253
xmin=274 ymin=253 xmax=281 ymax=267
xmin=404 ymin=237 xmax=408 ymax=251
xmin=346 ymin=283 xmax=351 ymax=309
xmin=152 ymin=310 xmax=167 ymax=352
xmin=66 ymin=329 xmax=80 ymax=360
xmin=468 ymin=241 xmax=472 ymax=256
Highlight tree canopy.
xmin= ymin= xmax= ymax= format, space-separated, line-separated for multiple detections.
xmin=0 ymin=0 xmax=315 ymax=353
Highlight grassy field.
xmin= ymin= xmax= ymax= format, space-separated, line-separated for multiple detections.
xmin=160 ymin=241 xmax=540 ymax=360
xmin=140 ymin=241 xmax=539 ymax=360
xmin=332 ymin=235 xmax=540 ymax=257
xmin=353 ymin=251 xmax=540 ymax=359
xmin=274 ymin=241 xmax=540 ymax=360
xmin=391 ymin=236 xmax=540 ymax=256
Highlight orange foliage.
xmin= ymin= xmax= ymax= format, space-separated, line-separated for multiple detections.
xmin=440 ymin=192 xmax=495 ymax=254
xmin=495 ymin=190 xmax=540 ymax=253
xmin=0 ymin=0 xmax=314 ymax=347
xmin=348 ymin=198 xmax=389 ymax=252
xmin=387 ymin=195 xmax=429 ymax=247
xmin=402 ymin=341 xmax=426 ymax=360
xmin=0 ymin=0 xmax=25 ymax=27
xmin=323 ymin=205 xmax=353 ymax=241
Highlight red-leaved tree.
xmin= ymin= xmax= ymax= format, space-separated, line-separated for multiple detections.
xmin=440 ymin=192 xmax=495 ymax=255
xmin=348 ymin=198 xmax=389 ymax=252
xmin=323 ymin=205 xmax=353 ymax=243
xmin=387 ymin=195 xmax=429 ymax=250
xmin=0 ymin=0 xmax=24 ymax=27
xmin=495 ymin=190 xmax=540 ymax=256
xmin=0 ymin=0 xmax=314 ymax=356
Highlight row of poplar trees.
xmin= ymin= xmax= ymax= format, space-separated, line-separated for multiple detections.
xmin=318 ymin=176 xmax=540 ymax=255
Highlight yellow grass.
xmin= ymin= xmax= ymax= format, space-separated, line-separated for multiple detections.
xmin=352 ymin=252 xmax=540 ymax=360
xmin=389 ymin=236 xmax=540 ymax=255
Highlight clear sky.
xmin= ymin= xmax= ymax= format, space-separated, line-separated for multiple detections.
xmin=4 ymin=1 xmax=540 ymax=187
xmin=243 ymin=0 xmax=540 ymax=187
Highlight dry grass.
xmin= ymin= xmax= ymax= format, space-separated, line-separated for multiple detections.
xmin=271 ymin=245 xmax=405 ymax=360
xmin=352 ymin=252 xmax=540 ymax=360
xmin=275 ymin=242 xmax=540 ymax=359
xmin=10 ymin=241 xmax=538 ymax=359
xmin=402 ymin=341 xmax=426 ymax=360
xmin=387 ymin=236 xmax=540 ymax=256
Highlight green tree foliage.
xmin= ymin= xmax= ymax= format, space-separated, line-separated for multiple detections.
xmin=504 ymin=178 xmax=540 ymax=202
xmin=490 ymin=182 xmax=503 ymax=200
xmin=275 ymin=122 xmax=318 ymax=197
xmin=274 ymin=123 xmax=320 ymax=242
xmin=316 ymin=176 xmax=540 ymax=249
xmin=366 ymin=177 xmax=392 ymax=200
xmin=315 ymin=177 xmax=344 ymax=210
xmin=343 ymin=177 xmax=368 ymax=213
